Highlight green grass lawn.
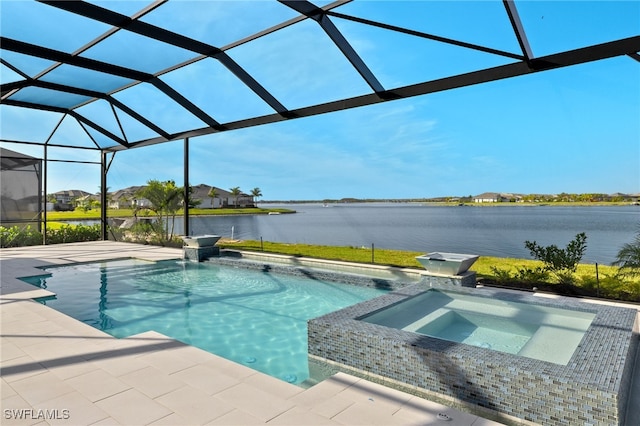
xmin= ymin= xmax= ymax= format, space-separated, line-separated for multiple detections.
xmin=46 ymin=207 xmax=295 ymax=221
xmin=46 ymin=210 xmax=105 ymax=220
xmin=219 ymin=239 xmax=639 ymax=302
xmin=219 ymin=239 xmax=609 ymax=277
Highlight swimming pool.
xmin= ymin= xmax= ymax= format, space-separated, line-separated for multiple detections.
xmin=22 ymin=258 xmax=389 ymax=385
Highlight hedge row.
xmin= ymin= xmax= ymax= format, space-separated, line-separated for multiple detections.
xmin=0 ymin=224 xmax=102 ymax=248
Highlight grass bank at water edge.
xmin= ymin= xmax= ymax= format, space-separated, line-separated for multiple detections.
xmin=45 ymin=207 xmax=295 ymax=221
xmin=219 ymin=239 xmax=640 ymax=303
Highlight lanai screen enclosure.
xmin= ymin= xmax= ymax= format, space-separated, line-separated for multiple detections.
xmin=0 ymin=148 xmax=42 ymax=230
xmin=1 ymin=0 xmax=638 ymax=240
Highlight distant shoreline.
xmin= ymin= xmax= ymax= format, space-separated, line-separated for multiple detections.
xmin=261 ymin=200 xmax=638 ymax=207
xmin=43 ymin=201 xmax=639 ymax=222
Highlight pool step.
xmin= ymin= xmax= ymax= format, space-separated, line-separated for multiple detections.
xmin=517 ymin=324 xmax=585 ymax=365
xmin=402 ymin=308 xmax=450 ymax=333
xmin=96 ymin=263 xmax=183 ymax=280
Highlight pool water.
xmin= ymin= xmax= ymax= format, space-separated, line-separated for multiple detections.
xmin=23 ymin=259 xmax=388 ymax=384
xmin=361 ymin=289 xmax=595 ymax=364
xmin=414 ymin=310 xmax=536 ymax=354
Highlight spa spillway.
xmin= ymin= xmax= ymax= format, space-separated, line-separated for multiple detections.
xmin=182 ymin=234 xmax=221 ymax=248
xmin=183 ymin=235 xmax=221 ymax=261
xmin=415 ymin=252 xmax=479 ymax=275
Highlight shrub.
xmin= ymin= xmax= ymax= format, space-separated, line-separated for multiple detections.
xmin=524 ymin=232 xmax=587 ymax=284
xmin=489 ymin=266 xmax=514 ymax=283
xmin=121 ymin=221 xmax=165 ymax=244
xmin=578 ymin=273 xmax=640 ymax=302
xmin=0 ymin=224 xmax=102 ymax=247
xmin=0 ymin=226 xmax=42 ymax=248
xmin=514 ymin=266 xmax=549 ymax=283
xmin=489 ymin=265 xmax=549 ymax=285
xmin=46 ymin=224 xmax=101 ymax=244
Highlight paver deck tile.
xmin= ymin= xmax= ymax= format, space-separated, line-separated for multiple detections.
xmin=1 ymin=341 xmax=26 ymax=363
xmin=32 ymin=391 xmax=110 ymax=425
xmin=214 ymin=382 xmax=296 ymax=422
xmin=243 ymin=371 xmax=305 ymax=400
xmin=95 ymin=388 xmax=173 ymax=425
xmin=89 ymin=354 xmax=150 ymax=378
xmin=119 ymin=366 xmax=185 ymax=399
xmin=148 ymin=412 xmax=191 ymax=425
xmin=204 ymin=408 xmax=265 ymax=426
xmin=86 ymin=416 xmax=121 ymax=425
xmin=267 ymin=406 xmax=338 ymax=425
xmin=393 ymin=395 xmax=490 ymax=426
xmin=170 ymin=364 xmax=240 ymax=395
xmin=289 ymin=373 xmax=361 ymax=408
xmin=202 ymin=356 xmax=258 ymax=381
xmin=65 ymin=369 xmax=131 ymax=403
xmin=334 ymin=376 xmax=414 ymax=410
xmin=331 ymin=400 xmax=410 ymax=426
xmin=0 ymin=354 xmax=48 ymax=383
xmin=8 ymin=371 xmax=75 ymax=406
xmin=0 ymin=394 xmax=36 ymax=426
xmin=306 ymin=393 xmax=356 ymax=420
xmin=1 ymin=377 xmax=17 ymax=399
xmin=154 ymin=385 xmax=234 ymax=424
xmin=135 ymin=346 xmax=202 ymax=375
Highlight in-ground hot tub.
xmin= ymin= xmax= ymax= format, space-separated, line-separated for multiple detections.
xmin=308 ymin=283 xmax=638 ymax=425
xmin=361 ymin=289 xmax=594 ymax=365
xmin=415 ymin=252 xmax=479 ymax=275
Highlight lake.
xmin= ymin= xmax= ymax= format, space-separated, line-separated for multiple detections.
xmin=177 ymin=203 xmax=638 ymax=264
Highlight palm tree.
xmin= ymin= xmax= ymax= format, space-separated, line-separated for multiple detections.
xmin=185 ymin=185 xmax=201 ymax=209
xmin=229 ymin=187 xmax=242 ymax=208
xmin=250 ymin=187 xmax=262 ymax=206
xmin=612 ymin=228 xmax=640 ymax=277
xmin=137 ymin=180 xmax=182 ymax=241
xmin=207 ymin=186 xmax=217 ymax=209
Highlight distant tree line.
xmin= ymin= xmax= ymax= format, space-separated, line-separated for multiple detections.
xmin=266 ymin=193 xmax=637 ymax=204
xmin=519 ymin=193 xmax=637 ymax=203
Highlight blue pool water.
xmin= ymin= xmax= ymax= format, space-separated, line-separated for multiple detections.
xmin=24 ymin=259 xmax=388 ymax=384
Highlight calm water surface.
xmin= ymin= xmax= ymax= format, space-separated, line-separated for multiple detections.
xmin=182 ymin=204 xmax=638 ymax=264
xmin=30 ymin=259 xmax=387 ymax=384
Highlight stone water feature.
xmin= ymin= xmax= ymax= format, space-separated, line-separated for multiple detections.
xmin=415 ymin=252 xmax=479 ymax=287
xmin=183 ymin=235 xmax=221 ymax=261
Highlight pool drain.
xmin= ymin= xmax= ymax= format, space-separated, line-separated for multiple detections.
xmin=244 ymin=356 xmax=257 ymax=363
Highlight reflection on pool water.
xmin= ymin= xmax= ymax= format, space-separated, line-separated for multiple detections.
xmin=360 ymin=289 xmax=596 ymax=364
xmin=22 ymin=258 xmax=388 ymax=385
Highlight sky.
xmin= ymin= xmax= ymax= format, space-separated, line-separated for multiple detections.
xmin=1 ymin=0 xmax=639 ymax=201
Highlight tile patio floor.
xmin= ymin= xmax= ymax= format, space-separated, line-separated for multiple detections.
xmin=1 ymin=241 xmax=638 ymax=425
